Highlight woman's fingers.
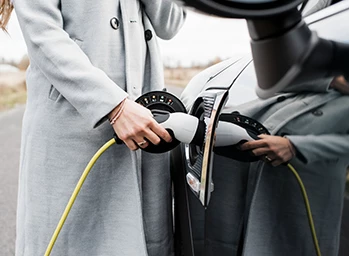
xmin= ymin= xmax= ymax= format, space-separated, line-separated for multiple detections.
xmin=111 ymin=99 xmax=172 ymax=150
xmin=135 ymin=139 xmax=148 ymax=148
xmin=241 ymin=134 xmax=295 ymax=165
xmin=251 ymin=147 xmax=270 ymax=156
xmin=270 ymin=159 xmax=284 ymax=167
xmin=148 ymin=121 xmax=172 ymax=143
xmin=123 ymin=139 xmax=140 ymax=151
xmin=330 ymin=76 xmax=349 ymax=95
xmin=240 ymin=139 xmax=267 ymax=151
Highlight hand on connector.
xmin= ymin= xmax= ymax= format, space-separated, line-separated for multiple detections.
xmin=109 ymin=98 xmax=172 ymax=151
xmin=330 ymin=76 xmax=349 ymax=95
xmin=240 ymin=134 xmax=296 ymax=166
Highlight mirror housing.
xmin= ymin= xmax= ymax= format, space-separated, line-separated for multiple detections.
xmin=178 ymin=0 xmax=349 ymax=98
xmin=177 ymin=0 xmax=304 ymax=18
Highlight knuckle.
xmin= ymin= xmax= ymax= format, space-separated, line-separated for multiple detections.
xmin=145 ymin=118 xmax=153 ymax=126
xmin=138 ymin=123 xmax=149 ymax=132
xmin=266 ymin=141 xmax=273 ymax=147
xmin=132 ymin=127 xmax=142 ymax=135
xmin=118 ymin=134 xmax=128 ymax=141
xmin=122 ymin=129 xmax=136 ymax=140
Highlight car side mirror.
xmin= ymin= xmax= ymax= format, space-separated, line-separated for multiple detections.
xmin=178 ymin=0 xmax=349 ymax=98
xmin=177 ymin=0 xmax=304 ymax=18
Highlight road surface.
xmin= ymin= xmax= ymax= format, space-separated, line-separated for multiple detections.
xmin=0 ymin=105 xmax=24 ymax=256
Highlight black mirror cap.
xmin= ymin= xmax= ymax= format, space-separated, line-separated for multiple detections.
xmin=176 ymin=0 xmax=304 ymax=18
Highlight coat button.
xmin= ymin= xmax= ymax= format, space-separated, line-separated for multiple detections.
xmin=110 ymin=17 xmax=120 ymax=30
xmin=312 ymin=109 xmax=323 ymax=116
xmin=145 ymin=30 xmax=153 ymax=41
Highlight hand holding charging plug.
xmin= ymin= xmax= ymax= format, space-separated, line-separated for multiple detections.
xmin=240 ymin=134 xmax=296 ymax=166
xmin=139 ymin=111 xmax=205 ymax=154
xmin=213 ymin=113 xmax=270 ymax=162
xmin=330 ymin=75 xmax=349 ymax=95
xmin=214 ymin=121 xmax=260 ymax=146
xmin=153 ymin=111 xmax=205 ymax=145
xmin=109 ymin=98 xmax=172 ymax=150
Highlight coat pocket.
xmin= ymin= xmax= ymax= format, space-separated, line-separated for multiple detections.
xmin=73 ymin=38 xmax=84 ymax=48
xmin=48 ymin=38 xmax=84 ymax=101
xmin=48 ymin=85 xmax=61 ymax=101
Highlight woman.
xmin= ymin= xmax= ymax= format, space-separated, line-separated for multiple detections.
xmin=180 ymin=57 xmax=349 ymax=256
xmin=2 ymin=0 xmax=186 ymax=255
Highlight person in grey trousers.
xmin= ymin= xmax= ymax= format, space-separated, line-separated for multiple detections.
xmin=1 ymin=0 xmax=186 ymax=255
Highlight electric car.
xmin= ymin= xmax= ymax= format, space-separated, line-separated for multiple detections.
xmin=172 ymin=1 xmax=349 ymax=256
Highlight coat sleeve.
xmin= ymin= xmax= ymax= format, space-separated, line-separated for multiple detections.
xmin=282 ymin=77 xmax=333 ymax=93
xmin=140 ymin=0 xmax=186 ymax=39
xmin=287 ymin=134 xmax=349 ymax=164
xmin=14 ymin=0 xmax=128 ymax=128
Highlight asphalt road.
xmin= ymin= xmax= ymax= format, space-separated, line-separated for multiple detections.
xmin=1 ymin=85 xmax=349 ymax=255
xmin=0 ymin=105 xmax=24 ymax=256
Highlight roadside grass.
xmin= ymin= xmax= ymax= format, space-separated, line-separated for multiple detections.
xmin=164 ymin=67 xmax=204 ymax=88
xmin=0 ymin=85 xmax=27 ymax=112
xmin=0 ymin=69 xmax=27 ymax=112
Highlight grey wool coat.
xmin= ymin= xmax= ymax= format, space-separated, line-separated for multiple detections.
xmin=14 ymin=0 xmax=185 ymax=255
xmin=180 ymin=57 xmax=349 ymax=256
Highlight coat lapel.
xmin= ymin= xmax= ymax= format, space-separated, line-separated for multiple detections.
xmin=120 ymin=0 xmax=144 ymax=100
xmin=236 ymin=90 xmax=340 ymax=135
xmin=235 ymin=93 xmax=296 ymax=118
xmin=268 ymin=91 xmax=340 ymax=134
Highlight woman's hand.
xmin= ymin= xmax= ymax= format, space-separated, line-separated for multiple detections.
xmin=110 ymin=99 xmax=172 ymax=151
xmin=330 ymin=76 xmax=349 ymax=95
xmin=240 ymin=134 xmax=296 ymax=166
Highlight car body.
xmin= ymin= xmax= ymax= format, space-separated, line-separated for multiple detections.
xmin=173 ymin=1 xmax=349 ymax=255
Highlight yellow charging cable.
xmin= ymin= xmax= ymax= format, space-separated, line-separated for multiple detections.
xmin=44 ymin=138 xmax=116 ymax=256
xmin=44 ymin=139 xmax=321 ymax=256
xmin=287 ymin=163 xmax=321 ymax=256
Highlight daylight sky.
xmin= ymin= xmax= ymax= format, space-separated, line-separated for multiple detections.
xmin=0 ymin=9 xmax=252 ymax=67
xmin=158 ymin=10 xmax=251 ymax=67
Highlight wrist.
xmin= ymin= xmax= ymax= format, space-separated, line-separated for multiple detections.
xmin=286 ymin=137 xmax=296 ymax=158
xmin=108 ymin=98 xmax=126 ymax=119
xmin=108 ymin=98 xmax=127 ymax=124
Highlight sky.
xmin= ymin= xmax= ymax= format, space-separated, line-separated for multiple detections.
xmin=0 ymin=12 xmax=27 ymax=63
xmin=158 ymin=10 xmax=251 ymax=67
xmin=0 ymin=9 xmax=252 ymax=67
